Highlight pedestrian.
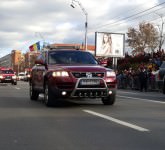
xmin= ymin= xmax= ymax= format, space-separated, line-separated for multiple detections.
xmin=138 ymin=67 xmax=148 ymax=92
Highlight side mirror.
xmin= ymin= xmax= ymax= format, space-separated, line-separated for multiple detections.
xmin=98 ymin=59 xmax=108 ymax=67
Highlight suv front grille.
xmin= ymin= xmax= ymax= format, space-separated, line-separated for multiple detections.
xmin=71 ymin=78 xmax=108 ymax=98
xmin=72 ymin=72 xmax=104 ymax=78
xmin=5 ymin=76 xmax=12 ymax=79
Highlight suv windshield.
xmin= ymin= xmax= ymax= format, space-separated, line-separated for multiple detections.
xmin=160 ymin=61 xmax=165 ymax=68
xmin=48 ymin=51 xmax=98 ymax=65
xmin=1 ymin=70 xmax=14 ymax=74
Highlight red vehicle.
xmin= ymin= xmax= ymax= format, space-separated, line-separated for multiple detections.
xmin=0 ymin=67 xmax=17 ymax=85
xmin=29 ymin=48 xmax=117 ymax=106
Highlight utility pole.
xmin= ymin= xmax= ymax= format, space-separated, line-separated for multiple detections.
xmin=155 ymin=13 xmax=165 ymax=51
xmin=159 ymin=18 xmax=164 ymax=51
xmin=70 ymin=0 xmax=88 ymax=51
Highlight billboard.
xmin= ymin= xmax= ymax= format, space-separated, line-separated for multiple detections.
xmin=95 ymin=32 xmax=125 ymax=57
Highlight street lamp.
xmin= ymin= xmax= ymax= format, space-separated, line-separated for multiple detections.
xmin=154 ymin=13 xmax=164 ymax=51
xmin=70 ymin=0 xmax=88 ymax=50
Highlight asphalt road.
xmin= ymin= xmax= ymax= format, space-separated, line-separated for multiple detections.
xmin=0 ymin=81 xmax=165 ymax=150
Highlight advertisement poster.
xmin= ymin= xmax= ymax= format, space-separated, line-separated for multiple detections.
xmin=95 ymin=32 xmax=125 ymax=57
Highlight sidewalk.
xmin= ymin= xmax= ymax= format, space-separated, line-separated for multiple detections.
xmin=117 ymin=86 xmax=161 ymax=93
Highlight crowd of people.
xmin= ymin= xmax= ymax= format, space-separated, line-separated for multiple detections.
xmin=116 ymin=49 xmax=165 ymax=92
xmin=116 ymin=67 xmax=157 ymax=92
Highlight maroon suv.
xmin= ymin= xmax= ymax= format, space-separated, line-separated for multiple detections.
xmin=29 ymin=49 xmax=117 ymax=106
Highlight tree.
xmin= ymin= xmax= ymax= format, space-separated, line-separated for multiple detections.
xmin=127 ymin=22 xmax=159 ymax=56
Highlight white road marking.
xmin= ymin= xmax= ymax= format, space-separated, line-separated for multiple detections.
xmin=83 ymin=109 xmax=149 ymax=132
xmin=15 ymin=87 xmax=20 ymax=90
xmin=118 ymin=95 xmax=165 ymax=104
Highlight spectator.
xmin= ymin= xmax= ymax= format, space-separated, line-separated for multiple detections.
xmin=138 ymin=67 xmax=148 ymax=92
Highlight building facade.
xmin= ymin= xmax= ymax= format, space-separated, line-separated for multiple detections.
xmin=0 ymin=54 xmax=11 ymax=68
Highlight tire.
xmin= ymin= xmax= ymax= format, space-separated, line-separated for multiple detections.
xmin=44 ymin=82 xmax=55 ymax=107
xmin=11 ymin=82 xmax=17 ymax=85
xmin=30 ymin=83 xmax=39 ymax=100
xmin=101 ymin=94 xmax=116 ymax=105
xmin=163 ymin=81 xmax=165 ymax=94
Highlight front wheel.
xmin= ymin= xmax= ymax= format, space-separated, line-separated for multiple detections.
xmin=163 ymin=81 xmax=165 ymax=94
xmin=44 ymin=83 xmax=56 ymax=107
xmin=30 ymin=83 xmax=39 ymax=100
xmin=101 ymin=94 xmax=116 ymax=105
xmin=11 ymin=82 xmax=17 ymax=85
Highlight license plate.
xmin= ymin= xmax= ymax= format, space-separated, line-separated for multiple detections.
xmin=80 ymin=79 xmax=100 ymax=85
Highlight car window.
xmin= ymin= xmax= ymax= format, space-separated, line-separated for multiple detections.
xmin=1 ymin=70 xmax=14 ymax=74
xmin=160 ymin=62 xmax=165 ymax=68
xmin=19 ymin=74 xmax=25 ymax=76
xmin=48 ymin=51 xmax=98 ymax=65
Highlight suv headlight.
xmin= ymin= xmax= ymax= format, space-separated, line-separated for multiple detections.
xmin=0 ymin=75 xmax=4 ymax=79
xmin=52 ymin=71 xmax=69 ymax=77
xmin=12 ymin=75 xmax=17 ymax=79
xmin=106 ymin=71 xmax=116 ymax=77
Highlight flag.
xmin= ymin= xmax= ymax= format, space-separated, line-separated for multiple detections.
xmin=29 ymin=41 xmax=40 ymax=51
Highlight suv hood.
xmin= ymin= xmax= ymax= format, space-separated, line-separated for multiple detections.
xmin=48 ymin=64 xmax=111 ymax=72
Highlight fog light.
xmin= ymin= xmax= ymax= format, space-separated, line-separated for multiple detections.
xmin=109 ymin=91 xmax=112 ymax=95
xmin=62 ymin=91 xmax=67 ymax=96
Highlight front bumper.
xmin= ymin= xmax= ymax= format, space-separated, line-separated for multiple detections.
xmin=49 ymin=78 xmax=116 ymax=98
xmin=0 ymin=79 xmax=17 ymax=83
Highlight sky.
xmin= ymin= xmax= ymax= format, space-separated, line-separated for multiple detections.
xmin=0 ymin=0 xmax=165 ymax=57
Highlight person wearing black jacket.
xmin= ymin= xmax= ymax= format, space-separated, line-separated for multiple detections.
xmin=138 ymin=67 xmax=148 ymax=92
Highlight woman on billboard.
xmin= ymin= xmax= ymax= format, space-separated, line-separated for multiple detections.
xmin=101 ymin=33 xmax=112 ymax=55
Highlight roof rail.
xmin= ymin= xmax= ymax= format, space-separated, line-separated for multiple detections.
xmin=46 ymin=45 xmax=80 ymax=50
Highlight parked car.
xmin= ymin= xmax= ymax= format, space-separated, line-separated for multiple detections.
xmin=24 ymin=73 xmax=31 ymax=82
xmin=156 ymin=61 xmax=165 ymax=94
xmin=24 ymin=68 xmax=32 ymax=82
xmin=0 ymin=67 xmax=17 ymax=85
xmin=18 ymin=72 xmax=26 ymax=81
xmin=29 ymin=48 xmax=117 ymax=107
